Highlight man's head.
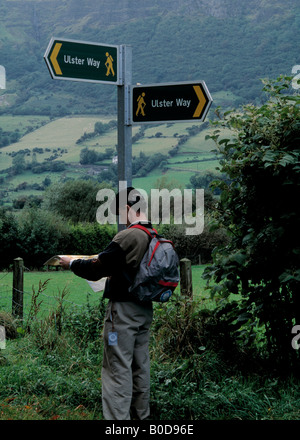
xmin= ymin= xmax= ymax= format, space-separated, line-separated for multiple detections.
xmin=110 ymin=187 xmax=147 ymax=225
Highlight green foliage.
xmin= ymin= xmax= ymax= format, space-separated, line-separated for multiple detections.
xmin=79 ymin=147 xmax=114 ymax=165
xmin=0 ymin=204 xmax=115 ymax=269
xmin=1 ymin=271 xmax=300 ymax=420
xmin=189 ymin=171 xmax=228 ymax=194
xmin=11 ymin=152 xmax=26 ymax=175
xmin=0 ymin=127 xmax=21 ymax=147
xmin=17 ymin=208 xmax=70 ymax=268
xmin=2 ymin=1 xmax=299 ymax=116
xmin=150 ymin=292 xmax=300 ymax=420
xmin=0 ymin=297 xmax=104 ymax=419
xmin=76 ymin=120 xmax=117 ymax=144
xmin=44 ymin=179 xmax=113 ymax=223
xmin=0 ymin=208 xmax=19 ymax=269
xmin=30 ymin=160 xmax=66 ymax=174
xmin=64 ymin=296 xmax=107 ymax=343
xmin=132 ymin=152 xmax=168 ymax=177
xmin=67 ymin=222 xmax=115 ymax=255
xmin=157 ymin=222 xmax=229 ymax=264
xmin=203 ymin=76 xmax=300 ymax=371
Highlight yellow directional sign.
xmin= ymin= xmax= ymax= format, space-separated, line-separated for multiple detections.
xmin=193 ymin=85 xmax=206 ymax=118
xmin=132 ymin=81 xmax=212 ymax=124
xmin=50 ymin=42 xmax=62 ymax=75
xmin=44 ymin=37 xmax=120 ymax=84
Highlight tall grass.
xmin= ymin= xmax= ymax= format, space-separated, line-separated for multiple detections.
xmin=0 ymin=271 xmax=299 ymax=420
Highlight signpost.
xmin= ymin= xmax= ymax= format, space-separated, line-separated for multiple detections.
xmin=44 ymin=37 xmax=213 ymax=231
xmin=131 ymin=81 xmax=212 ymax=124
xmin=44 ymin=37 xmax=120 ymax=84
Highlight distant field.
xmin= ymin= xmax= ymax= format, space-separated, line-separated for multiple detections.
xmin=167 ymin=159 xmax=219 ymax=173
xmin=0 ymin=116 xmax=217 ymax=159
xmin=0 ymin=115 xmax=222 ymax=203
xmin=0 ymin=115 xmax=50 ymax=135
xmin=0 ymin=115 xmax=110 ymax=171
xmin=133 ymin=135 xmax=176 ymax=156
xmin=6 ymin=116 xmax=106 ymax=150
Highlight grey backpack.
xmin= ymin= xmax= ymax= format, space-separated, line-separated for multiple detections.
xmin=128 ymin=225 xmax=180 ymax=302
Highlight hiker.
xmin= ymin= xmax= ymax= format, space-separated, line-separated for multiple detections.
xmin=136 ymin=92 xmax=146 ymax=116
xmin=105 ymin=52 xmax=115 ymax=77
xmin=59 ymin=187 xmax=154 ymax=420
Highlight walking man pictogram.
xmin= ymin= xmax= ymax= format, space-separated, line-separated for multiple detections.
xmin=105 ymin=52 xmax=115 ymax=77
xmin=136 ymin=92 xmax=146 ymax=117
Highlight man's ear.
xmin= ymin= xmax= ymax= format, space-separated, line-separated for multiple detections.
xmin=127 ymin=203 xmax=140 ymax=223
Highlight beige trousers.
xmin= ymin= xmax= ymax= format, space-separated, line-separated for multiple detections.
xmin=101 ymin=300 xmax=153 ymax=420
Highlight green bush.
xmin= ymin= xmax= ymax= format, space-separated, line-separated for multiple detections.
xmin=203 ymin=76 xmax=300 ymax=372
xmin=17 ymin=208 xmax=70 ymax=268
xmin=67 ymin=222 xmax=116 ymax=255
xmin=0 ymin=208 xmax=19 ymax=269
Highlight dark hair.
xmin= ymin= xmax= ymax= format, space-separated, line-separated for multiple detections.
xmin=110 ymin=187 xmax=147 ymax=215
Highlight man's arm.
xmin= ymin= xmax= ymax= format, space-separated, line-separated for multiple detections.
xmin=59 ymin=241 xmax=126 ymax=281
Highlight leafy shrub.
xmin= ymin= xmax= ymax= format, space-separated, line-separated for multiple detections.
xmin=157 ymin=222 xmax=229 ymax=263
xmin=64 ymin=297 xmax=106 ymax=343
xmin=17 ymin=208 xmax=70 ymax=268
xmin=203 ymin=76 xmax=300 ymax=372
xmin=0 ymin=208 xmax=20 ymax=269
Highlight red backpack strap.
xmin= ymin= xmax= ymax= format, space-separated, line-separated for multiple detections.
xmin=129 ymin=224 xmax=158 ymax=237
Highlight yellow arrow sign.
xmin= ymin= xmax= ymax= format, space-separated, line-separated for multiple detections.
xmin=193 ymin=85 xmax=207 ymax=118
xmin=132 ymin=81 xmax=212 ymax=124
xmin=50 ymin=42 xmax=62 ymax=75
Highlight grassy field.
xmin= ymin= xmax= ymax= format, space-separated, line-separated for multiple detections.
xmin=0 ymin=269 xmax=103 ymax=317
xmin=0 ymin=115 xmax=50 ymax=135
xmin=0 ymin=265 xmax=210 ymax=317
xmin=1 ymin=265 xmax=300 ymax=421
xmin=0 ymin=115 xmax=222 ymax=206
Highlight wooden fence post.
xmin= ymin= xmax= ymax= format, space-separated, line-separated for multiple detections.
xmin=180 ymin=258 xmax=193 ymax=298
xmin=12 ymin=257 xmax=24 ymax=320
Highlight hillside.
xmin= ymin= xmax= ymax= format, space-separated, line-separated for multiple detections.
xmin=0 ymin=114 xmax=222 ymax=206
xmin=0 ymin=0 xmax=299 ymax=116
xmin=0 ymin=0 xmax=299 ymax=208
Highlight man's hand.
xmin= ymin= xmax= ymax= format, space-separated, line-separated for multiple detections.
xmin=59 ymin=256 xmax=71 ymax=269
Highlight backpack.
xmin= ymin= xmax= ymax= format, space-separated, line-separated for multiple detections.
xmin=128 ymin=224 xmax=180 ymax=302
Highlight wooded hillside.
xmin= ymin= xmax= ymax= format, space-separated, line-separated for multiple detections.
xmin=0 ymin=0 xmax=299 ymax=115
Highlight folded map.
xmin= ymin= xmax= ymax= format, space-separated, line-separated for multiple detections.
xmin=44 ymin=255 xmax=106 ymax=292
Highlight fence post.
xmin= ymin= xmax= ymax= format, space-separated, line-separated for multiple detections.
xmin=180 ymin=258 xmax=193 ymax=298
xmin=12 ymin=257 xmax=24 ymax=320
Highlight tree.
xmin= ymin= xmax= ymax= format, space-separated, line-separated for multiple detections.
xmin=17 ymin=208 xmax=70 ymax=268
xmin=44 ymin=179 xmax=114 ymax=223
xmin=203 ymin=76 xmax=300 ymax=372
xmin=80 ymin=147 xmax=98 ymax=165
xmin=0 ymin=209 xmax=19 ymax=269
xmin=11 ymin=152 xmax=26 ymax=175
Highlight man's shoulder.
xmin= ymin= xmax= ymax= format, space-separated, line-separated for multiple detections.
xmin=113 ymin=224 xmax=150 ymax=242
xmin=113 ymin=223 xmax=152 ymax=251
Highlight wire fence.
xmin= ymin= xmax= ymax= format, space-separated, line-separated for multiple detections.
xmin=0 ymin=257 xmax=193 ymax=326
xmin=0 ymin=258 xmax=95 ymax=325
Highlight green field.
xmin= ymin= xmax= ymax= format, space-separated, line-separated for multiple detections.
xmin=0 ymin=265 xmax=211 ymax=317
xmin=0 ymin=269 xmax=101 ymax=316
xmin=0 ymin=115 xmax=113 ymax=170
xmin=1 ymin=265 xmax=299 ymax=422
xmin=0 ymin=115 xmax=222 ymax=208
xmin=133 ymin=168 xmax=196 ymax=192
xmin=0 ymin=115 xmax=50 ymax=135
